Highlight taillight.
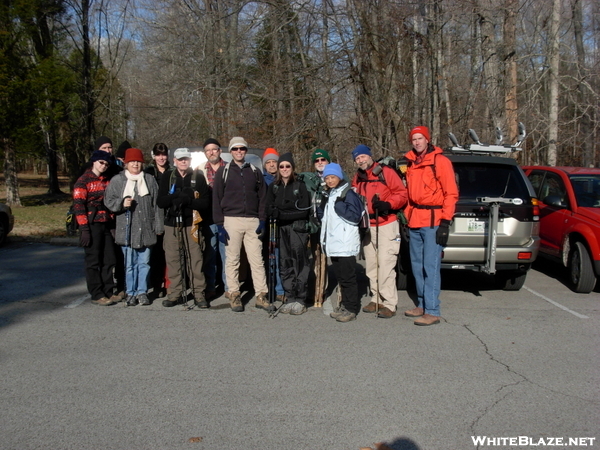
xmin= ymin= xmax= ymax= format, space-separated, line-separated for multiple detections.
xmin=518 ymin=252 xmax=533 ymax=260
xmin=531 ymin=198 xmax=540 ymax=221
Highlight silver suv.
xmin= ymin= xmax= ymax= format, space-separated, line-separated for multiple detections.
xmin=397 ymin=128 xmax=540 ymax=291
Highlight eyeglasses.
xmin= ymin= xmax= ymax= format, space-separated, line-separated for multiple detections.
xmin=97 ymin=161 xmax=109 ymax=166
xmin=231 ymin=147 xmax=247 ymax=151
xmin=279 ymin=164 xmax=292 ymax=169
xmin=314 ymin=158 xmax=327 ymax=163
xmin=204 ymin=147 xmax=220 ymax=153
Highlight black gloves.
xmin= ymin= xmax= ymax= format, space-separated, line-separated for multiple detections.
xmin=256 ymin=220 xmax=266 ymax=239
xmin=268 ymin=206 xmax=280 ymax=219
xmin=371 ymin=195 xmax=391 ymax=215
xmin=79 ymin=226 xmax=91 ymax=247
xmin=172 ymin=192 xmax=191 ymax=209
xmin=436 ymin=219 xmax=451 ymax=247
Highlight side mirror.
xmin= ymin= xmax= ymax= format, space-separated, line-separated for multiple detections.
xmin=543 ymin=195 xmax=566 ymax=208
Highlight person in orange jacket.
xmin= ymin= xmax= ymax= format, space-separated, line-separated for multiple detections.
xmin=351 ymin=144 xmax=408 ymax=318
xmin=403 ymin=126 xmax=458 ymax=326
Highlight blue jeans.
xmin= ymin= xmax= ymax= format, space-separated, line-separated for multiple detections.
xmin=122 ymin=246 xmax=152 ymax=296
xmin=204 ymin=223 xmax=228 ymax=292
xmin=409 ymin=227 xmax=442 ymax=316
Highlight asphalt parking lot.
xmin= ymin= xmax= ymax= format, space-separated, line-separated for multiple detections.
xmin=0 ymin=242 xmax=598 ymax=450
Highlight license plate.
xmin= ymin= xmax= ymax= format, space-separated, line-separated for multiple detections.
xmin=467 ymin=219 xmax=486 ymax=232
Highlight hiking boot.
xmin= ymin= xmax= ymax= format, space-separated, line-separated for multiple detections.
xmin=255 ymin=292 xmax=270 ymax=311
xmin=336 ymin=309 xmax=357 ymax=322
xmin=224 ymin=291 xmax=231 ymax=300
xmin=205 ymin=290 xmax=217 ymax=301
xmin=276 ymin=294 xmax=286 ymax=303
xmin=278 ymin=302 xmax=293 ymax=314
xmin=194 ymin=296 xmax=209 ymax=309
xmin=330 ymin=306 xmax=347 ymax=319
xmin=362 ymin=302 xmax=382 ymax=313
xmin=92 ymin=297 xmax=115 ymax=306
xmin=162 ymin=297 xmax=183 ymax=308
xmin=404 ymin=307 xmax=424 ymax=317
xmin=414 ymin=314 xmax=441 ymax=326
xmin=377 ymin=307 xmax=396 ymax=319
xmin=138 ymin=293 xmax=150 ymax=306
xmin=229 ymin=292 xmax=244 ymax=312
xmin=289 ymin=302 xmax=307 ymax=315
xmin=125 ymin=295 xmax=138 ymax=307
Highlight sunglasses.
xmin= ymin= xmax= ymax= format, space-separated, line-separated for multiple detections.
xmin=279 ymin=164 xmax=292 ymax=169
xmin=231 ymin=147 xmax=247 ymax=151
xmin=97 ymin=161 xmax=110 ymax=166
xmin=314 ymin=158 xmax=327 ymax=163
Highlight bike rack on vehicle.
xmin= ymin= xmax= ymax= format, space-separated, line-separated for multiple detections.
xmin=446 ymin=123 xmax=528 ymax=275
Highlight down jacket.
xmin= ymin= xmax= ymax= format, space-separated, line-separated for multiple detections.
xmin=351 ymin=162 xmax=408 ymax=227
xmin=320 ymin=181 xmax=363 ymax=257
xmin=404 ymin=145 xmax=459 ymax=228
xmin=104 ymin=171 xmax=163 ymax=248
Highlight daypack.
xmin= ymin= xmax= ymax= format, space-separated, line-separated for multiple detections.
xmin=66 ymin=204 xmax=78 ymax=236
xmin=297 ymin=172 xmax=324 ymax=234
xmin=271 ymin=179 xmax=317 ymax=233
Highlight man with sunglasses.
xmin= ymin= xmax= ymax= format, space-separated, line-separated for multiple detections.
xmin=212 ymin=137 xmax=270 ymax=312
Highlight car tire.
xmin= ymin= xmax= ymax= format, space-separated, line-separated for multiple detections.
xmin=569 ymin=241 xmax=596 ymax=294
xmin=497 ymin=271 xmax=527 ymax=291
xmin=0 ymin=216 xmax=7 ymax=246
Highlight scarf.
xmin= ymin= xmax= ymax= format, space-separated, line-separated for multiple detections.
xmin=123 ymin=170 xmax=149 ymax=199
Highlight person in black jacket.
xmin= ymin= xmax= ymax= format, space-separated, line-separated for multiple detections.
xmin=156 ymin=148 xmax=210 ymax=308
xmin=266 ymin=153 xmax=311 ymax=315
xmin=144 ymin=143 xmax=170 ymax=299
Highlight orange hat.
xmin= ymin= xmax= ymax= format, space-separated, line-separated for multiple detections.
xmin=124 ymin=148 xmax=144 ymax=164
xmin=409 ymin=126 xmax=431 ymax=143
xmin=262 ymin=147 xmax=279 ymax=164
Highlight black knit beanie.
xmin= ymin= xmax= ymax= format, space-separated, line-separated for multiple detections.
xmin=278 ymin=152 xmax=295 ymax=170
xmin=203 ymin=138 xmax=221 ymax=149
xmin=94 ymin=136 xmax=113 ymax=151
xmin=115 ymin=140 xmax=131 ymax=159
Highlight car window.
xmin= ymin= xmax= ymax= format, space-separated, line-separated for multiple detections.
xmin=527 ymin=171 xmax=546 ymax=197
xmin=453 ymin=163 xmax=531 ymax=201
xmin=570 ymin=175 xmax=600 ymax=208
xmin=539 ymin=173 xmax=567 ymax=206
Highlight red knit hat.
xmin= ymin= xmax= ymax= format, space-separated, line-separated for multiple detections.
xmin=262 ymin=147 xmax=279 ymax=164
xmin=124 ymin=148 xmax=144 ymax=163
xmin=409 ymin=126 xmax=431 ymax=143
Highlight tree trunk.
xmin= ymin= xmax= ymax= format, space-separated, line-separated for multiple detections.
xmin=503 ymin=0 xmax=518 ymax=145
xmin=3 ymin=138 xmax=21 ymax=207
xmin=547 ymin=0 xmax=561 ymax=167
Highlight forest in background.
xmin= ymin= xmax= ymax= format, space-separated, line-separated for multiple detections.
xmin=1 ymin=0 xmax=598 ymax=204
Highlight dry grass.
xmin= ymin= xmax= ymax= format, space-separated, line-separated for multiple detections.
xmin=0 ymin=173 xmax=72 ymax=241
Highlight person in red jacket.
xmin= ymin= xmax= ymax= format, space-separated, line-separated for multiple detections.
xmin=403 ymin=126 xmax=458 ymax=326
xmin=351 ymin=144 xmax=408 ymax=318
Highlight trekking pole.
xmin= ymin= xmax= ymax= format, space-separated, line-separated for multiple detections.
xmin=175 ymin=208 xmax=190 ymax=310
xmin=374 ymin=193 xmax=380 ymax=318
xmin=268 ymin=218 xmax=278 ymax=317
xmin=123 ymin=198 xmax=132 ymax=306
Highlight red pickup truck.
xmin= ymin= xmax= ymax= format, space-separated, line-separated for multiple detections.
xmin=522 ymin=166 xmax=600 ymax=293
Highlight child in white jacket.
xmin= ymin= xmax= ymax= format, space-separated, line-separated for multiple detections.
xmin=319 ymin=163 xmax=365 ymax=322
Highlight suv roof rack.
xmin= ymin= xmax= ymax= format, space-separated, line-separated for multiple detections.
xmin=446 ymin=123 xmax=526 ymax=156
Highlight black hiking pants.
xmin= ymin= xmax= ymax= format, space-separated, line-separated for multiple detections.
xmin=278 ymin=224 xmax=310 ymax=305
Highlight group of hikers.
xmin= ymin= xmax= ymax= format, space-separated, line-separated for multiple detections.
xmin=73 ymin=126 xmax=458 ymax=325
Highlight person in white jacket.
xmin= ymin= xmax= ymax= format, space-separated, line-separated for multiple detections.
xmin=319 ymin=163 xmax=365 ymax=322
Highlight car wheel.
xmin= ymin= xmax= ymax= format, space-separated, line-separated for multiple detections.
xmin=0 ymin=217 xmax=7 ymax=246
xmin=497 ymin=271 xmax=527 ymax=291
xmin=569 ymin=241 xmax=596 ymax=294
